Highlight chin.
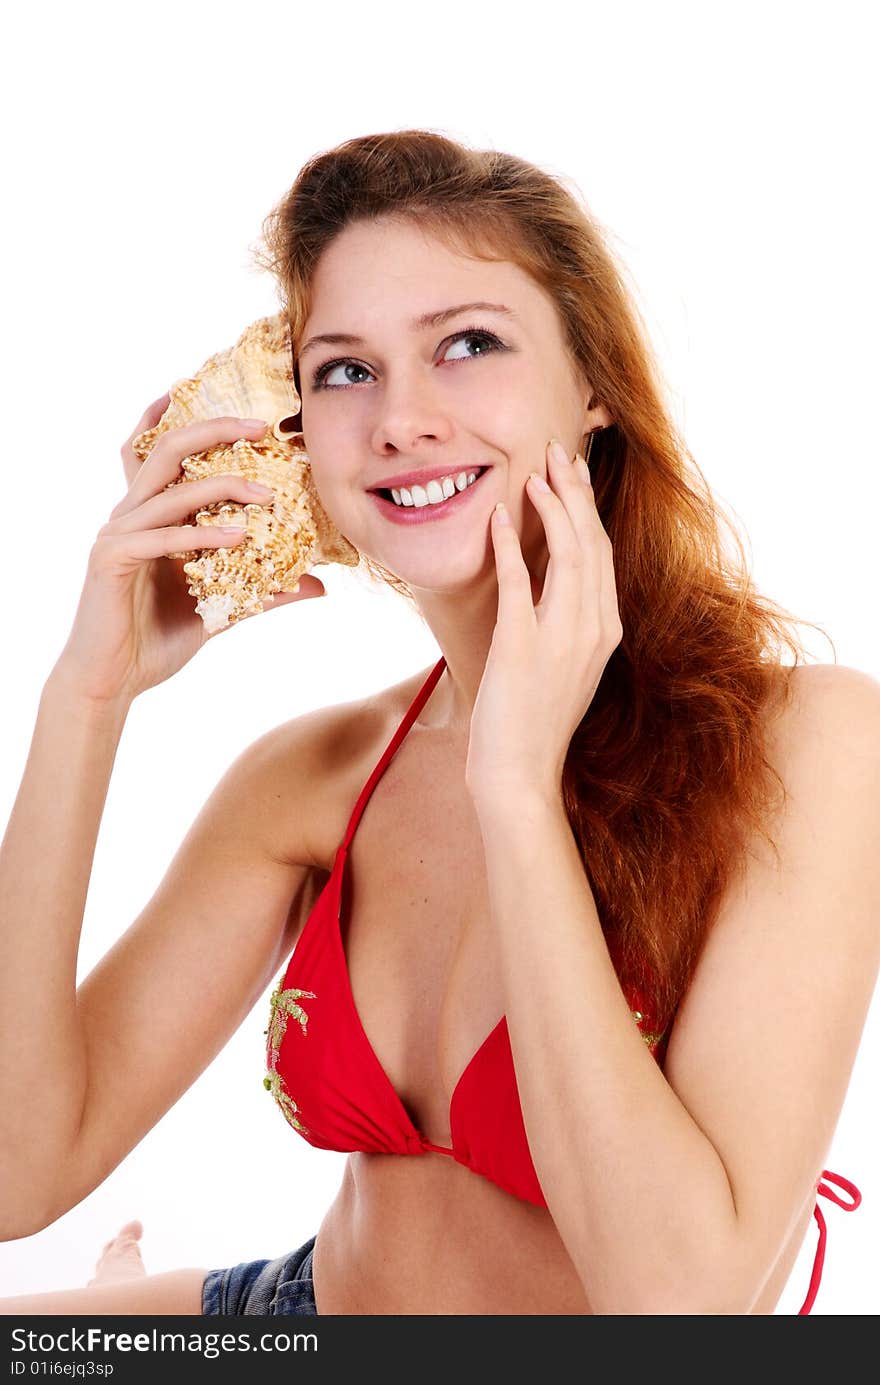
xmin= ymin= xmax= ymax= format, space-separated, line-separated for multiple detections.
xmin=364 ymin=541 xmax=495 ymax=595
xmin=408 ymin=563 xmax=500 ymax=601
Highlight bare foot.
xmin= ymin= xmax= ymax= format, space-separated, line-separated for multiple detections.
xmin=86 ymin=1220 xmax=146 ymax=1286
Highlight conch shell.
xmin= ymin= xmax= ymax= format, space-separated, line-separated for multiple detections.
xmin=130 ymin=312 xmax=359 ymax=635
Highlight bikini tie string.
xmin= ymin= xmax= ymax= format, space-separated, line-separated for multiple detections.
xmin=797 ymin=1169 xmax=861 ymax=1315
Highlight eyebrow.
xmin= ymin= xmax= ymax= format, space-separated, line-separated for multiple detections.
xmin=298 ymin=302 xmax=518 ymax=358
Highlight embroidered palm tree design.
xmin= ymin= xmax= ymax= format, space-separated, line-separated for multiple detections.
xmin=263 ymin=985 xmax=317 ymax=1064
xmin=263 ymin=1068 xmax=309 ymax=1135
xmin=262 ymin=983 xmax=317 ymax=1135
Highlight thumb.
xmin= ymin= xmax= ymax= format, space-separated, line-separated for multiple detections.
xmin=208 ymin=575 xmax=328 ymax=637
xmin=295 ymin=574 xmax=327 ymax=598
xmin=267 ymin=574 xmax=326 ymax=607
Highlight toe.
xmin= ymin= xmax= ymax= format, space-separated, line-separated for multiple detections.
xmin=117 ymin=1219 xmax=144 ymax=1241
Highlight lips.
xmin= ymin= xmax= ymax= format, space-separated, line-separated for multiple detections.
xmin=368 ymin=466 xmax=489 ymax=495
xmin=369 ymin=467 xmax=491 ymax=523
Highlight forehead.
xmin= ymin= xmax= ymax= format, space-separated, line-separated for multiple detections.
xmin=304 ymin=218 xmax=555 ymax=328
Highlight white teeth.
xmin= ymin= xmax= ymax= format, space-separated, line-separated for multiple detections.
xmin=391 ymin=470 xmax=480 ymax=507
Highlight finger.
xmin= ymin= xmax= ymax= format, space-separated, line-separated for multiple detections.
xmin=542 ymin=441 xmax=583 ymax=538
xmin=120 ymin=393 xmax=172 ymax=486
xmin=92 ymin=522 xmax=248 ymax=576
xmin=525 ymin=451 xmax=588 ymax=621
xmin=107 ymin=470 xmax=274 ymax=530
xmin=572 ymin=451 xmax=618 ymax=611
xmin=491 ymin=503 xmax=535 ymax=631
xmin=572 ymin=453 xmax=612 ymax=543
xmin=546 ymin=440 xmax=602 ymax=544
xmin=136 ymin=392 xmax=171 ymax=435
xmin=568 ymin=451 xmax=621 ymax=628
xmin=209 ymin=575 xmax=326 ymax=635
xmin=271 ymin=575 xmax=326 ymax=604
xmin=119 ymin=417 xmax=269 ymax=517
xmin=569 ymin=448 xmax=616 ymax=559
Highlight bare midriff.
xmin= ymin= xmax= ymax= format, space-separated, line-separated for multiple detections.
xmin=309 ymin=1152 xmax=815 ymax=1315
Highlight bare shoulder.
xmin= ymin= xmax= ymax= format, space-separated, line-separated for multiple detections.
xmin=658 ymin=659 xmax=880 ymax=1310
xmin=258 ymin=664 xmax=437 ymax=871
xmin=765 ymin=660 xmax=880 ymax=771
xmin=782 ymin=658 xmax=880 ymax=718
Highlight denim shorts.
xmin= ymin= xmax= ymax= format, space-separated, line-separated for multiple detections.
xmin=201 ymin=1233 xmax=318 ymax=1315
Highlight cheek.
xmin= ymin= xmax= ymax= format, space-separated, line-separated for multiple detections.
xmin=304 ymin=465 xmax=344 ymax=524
xmin=307 ymin=467 xmax=368 ymax=545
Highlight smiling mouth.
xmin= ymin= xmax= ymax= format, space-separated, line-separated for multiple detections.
xmin=373 ymin=467 xmax=490 ymax=505
xmin=369 ymin=467 xmax=492 ymax=521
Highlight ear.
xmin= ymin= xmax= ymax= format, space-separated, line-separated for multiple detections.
xmin=580 ymin=411 xmax=614 ymax=455
xmin=586 ymin=389 xmax=614 ymax=427
xmin=581 ymin=387 xmax=614 ymax=438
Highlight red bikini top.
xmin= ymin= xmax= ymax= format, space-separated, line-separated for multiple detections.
xmin=263 ymin=655 xmax=860 ymax=1314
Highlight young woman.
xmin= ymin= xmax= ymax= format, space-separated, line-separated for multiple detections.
xmin=1 ymin=130 xmax=876 ymax=1317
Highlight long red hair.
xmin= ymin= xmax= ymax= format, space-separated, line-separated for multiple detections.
xmin=251 ymin=129 xmax=834 ymax=1030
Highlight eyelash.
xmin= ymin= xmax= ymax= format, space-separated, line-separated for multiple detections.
xmin=309 ymin=327 xmax=505 ymax=390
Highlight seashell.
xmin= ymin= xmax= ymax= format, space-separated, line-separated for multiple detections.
xmin=130 ymin=312 xmax=359 ymax=635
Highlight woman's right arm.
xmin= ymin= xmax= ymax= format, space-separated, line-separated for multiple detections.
xmin=0 ymin=671 xmax=132 ymax=1237
xmin=0 ymin=678 xmax=335 ymax=1241
xmin=0 ymin=393 xmax=328 ymax=1240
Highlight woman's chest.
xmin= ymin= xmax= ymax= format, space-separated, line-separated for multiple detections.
xmin=323 ymin=733 xmax=507 ymax=1141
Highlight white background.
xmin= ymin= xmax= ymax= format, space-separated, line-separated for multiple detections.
xmin=1 ymin=0 xmax=877 ymax=1315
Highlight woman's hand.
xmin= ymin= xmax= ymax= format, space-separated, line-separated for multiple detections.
xmin=52 ymin=394 xmax=326 ymax=708
xmin=464 ymin=439 xmax=623 ymax=807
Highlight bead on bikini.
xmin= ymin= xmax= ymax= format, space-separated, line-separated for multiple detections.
xmin=631 ymin=1008 xmax=668 ymax=1050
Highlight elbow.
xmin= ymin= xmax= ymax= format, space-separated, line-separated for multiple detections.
xmin=632 ymin=1270 xmax=755 ymax=1316
xmin=636 ymin=1289 xmax=750 ymax=1316
xmin=0 ymin=1209 xmax=55 ymax=1242
xmin=588 ymin=1292 xmax=742 ymax=1317
xmin=597 ymin=1282 xmax=749 ymax=1315
xmin=0 ymin=1177 xmax=67 ymax=1243
xmin=580 ymin=1251 xmax=750 ymax=1316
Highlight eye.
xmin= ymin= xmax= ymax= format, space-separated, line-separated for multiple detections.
xmin=310 ymin=327 xmax=504 ymax=390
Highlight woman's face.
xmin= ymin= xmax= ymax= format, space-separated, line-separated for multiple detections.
xmin=297 ymin=217 xmax=608 ymax=595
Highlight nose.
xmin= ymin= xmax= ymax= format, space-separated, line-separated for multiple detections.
xmin=369 ymin=364 xmax=455 ymax=454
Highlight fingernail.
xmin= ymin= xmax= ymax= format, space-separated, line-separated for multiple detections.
xmin=243 ymin=418 xmax=268 ymax=428
xmin=548 ymin=438 xmax=569 ymax=466
xmin=244 ymin=481 xmax=274 ymax=495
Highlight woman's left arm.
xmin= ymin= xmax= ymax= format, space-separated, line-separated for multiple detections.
xmin=475 ymin=787 xmax=744 ymax=1315
xmin=466 ymin=443 xmax=880 ymax=1314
